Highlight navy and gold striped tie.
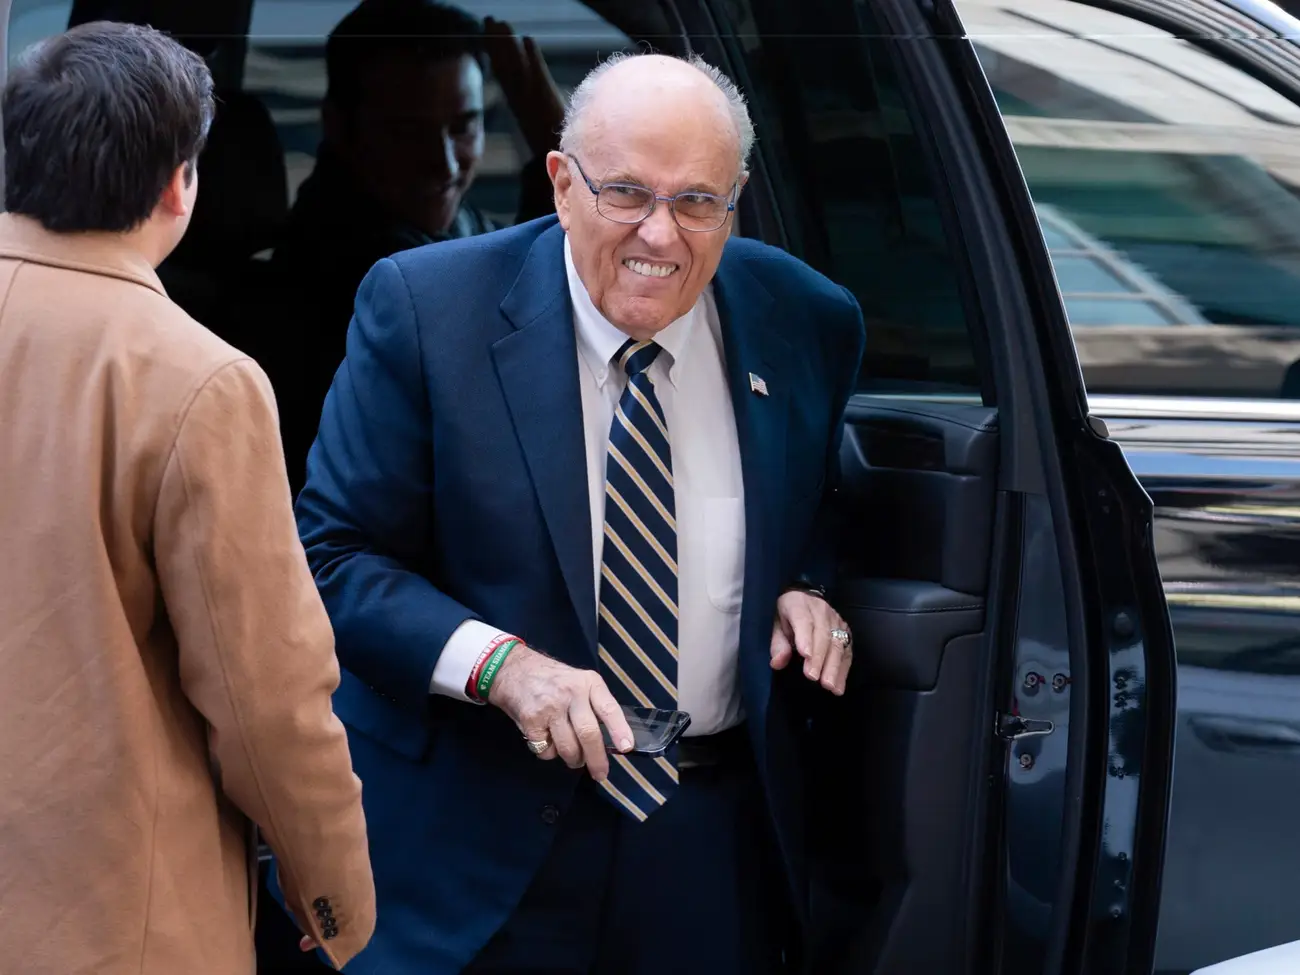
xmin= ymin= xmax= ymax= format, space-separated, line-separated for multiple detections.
xmin=596 ymin=338 xmax=680 ymax=821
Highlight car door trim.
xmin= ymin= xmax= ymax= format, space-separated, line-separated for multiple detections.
xmin=1090 ymin=394 xmax=1300 ymax=422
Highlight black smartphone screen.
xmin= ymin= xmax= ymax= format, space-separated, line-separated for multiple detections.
xmin=600 ymin=705 xmax=692 ymax=755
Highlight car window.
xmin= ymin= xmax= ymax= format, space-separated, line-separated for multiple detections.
xmin=8 ymin=0 xmax=72 ymax=63
xmin=246 ymin=0 xmax=634 ymax=216
xmin=962 ymin=0 xmax=1300 ymax=400
xmin=720 ymin=0 xmax=988 ymax=398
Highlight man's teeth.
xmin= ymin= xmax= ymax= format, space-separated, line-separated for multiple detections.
xmin=624 ymin=259 xmax=677 ymax=278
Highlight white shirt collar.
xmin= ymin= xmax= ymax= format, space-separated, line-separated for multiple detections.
xmin=564 ymin=233 xmax=704 ymax=389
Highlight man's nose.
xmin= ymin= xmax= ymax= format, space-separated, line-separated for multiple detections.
xmin=636 ymin=200 xmax=680 ymax=249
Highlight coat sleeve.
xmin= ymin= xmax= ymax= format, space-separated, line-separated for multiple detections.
xmin=295 ymin=257 xmax=482 ymax=708
xmin=792 ymin=285 xmax=866 ymax=592
xmin=153 ymin=356 xmax=375 ymax=970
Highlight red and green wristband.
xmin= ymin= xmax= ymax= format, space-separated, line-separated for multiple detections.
xmin=466 ymin=634 xmax=521 ymax=702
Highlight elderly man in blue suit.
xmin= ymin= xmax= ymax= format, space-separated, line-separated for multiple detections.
xmin=289 ymin=49 xmax=865 ymax=974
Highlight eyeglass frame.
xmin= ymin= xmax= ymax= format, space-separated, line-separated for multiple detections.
xmin=565 ymin=153 xmax=739 ymax=232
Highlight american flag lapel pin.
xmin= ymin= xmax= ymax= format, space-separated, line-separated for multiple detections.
xmin=749 ymin=372 xmax=769 ymax=397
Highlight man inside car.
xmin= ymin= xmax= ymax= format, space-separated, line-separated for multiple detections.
xmin=274 ymin=0 xmax=565 ymax=442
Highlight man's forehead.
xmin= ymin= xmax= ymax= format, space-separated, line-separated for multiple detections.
xmin=579 ymin=79 xmax=737 ymax=166
xmin=579 ymin=121 xmax=740 ymax=193
xmin=597 ymin=161 xmax=736 ymax=194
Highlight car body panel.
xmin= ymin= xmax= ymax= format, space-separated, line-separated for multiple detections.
xmin=1093 ymin=401 xmax=1300 ymax=971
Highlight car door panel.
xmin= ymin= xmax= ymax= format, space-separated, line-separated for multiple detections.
xmin=839 ymin=402 xmax=999 ymax=594
xmin=836 ymin=402 xmax=996 ymax=691
xmin=808 ymin=630 xmax=994 ymax=975
xmin=807 ymin=402 xmax=998 ymax=973
xmin=840 ymin=578 xmax=985 ymax=690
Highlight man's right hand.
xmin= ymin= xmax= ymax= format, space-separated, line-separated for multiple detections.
xmin=487 ymin=645 xmax=635 ymax=781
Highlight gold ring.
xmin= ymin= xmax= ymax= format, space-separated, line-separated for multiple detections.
xmin=525 ymin=736 xmax=551 ymax=756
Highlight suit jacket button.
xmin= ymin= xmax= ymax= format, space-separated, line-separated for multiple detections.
xmin=540 ymin=804 xmax=560 ymax=825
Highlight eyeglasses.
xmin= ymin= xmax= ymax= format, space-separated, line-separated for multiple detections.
xmin=567 ymin=154 xmax=737 ymax=233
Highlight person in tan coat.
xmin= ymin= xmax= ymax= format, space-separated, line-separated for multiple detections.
xmin=0 ymin=21 xmax=375 ymax=974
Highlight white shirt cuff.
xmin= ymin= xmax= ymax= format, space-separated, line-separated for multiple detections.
xmin=429 ymin=620 xmax=508 ymax=702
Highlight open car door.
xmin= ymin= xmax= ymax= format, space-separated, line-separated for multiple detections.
xmin=683 ymin=0 xmax=1178 ymax=971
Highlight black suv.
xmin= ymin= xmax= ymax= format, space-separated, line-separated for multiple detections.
xmin=15 ymin=0 xmax=1300 ymax=973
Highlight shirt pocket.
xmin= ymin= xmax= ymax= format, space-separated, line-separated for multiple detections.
xmin=703 ymin=497 xmax=745 ymax=614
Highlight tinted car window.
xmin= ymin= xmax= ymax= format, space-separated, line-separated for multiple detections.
xmin=722 ymin=0 xmax=988 ymax=397
xmin=962 ymin=0 xmax=1300 ymax=399
xmin=8 ymin=0 xmax=72 ymax=62
xmin=246 ymin=0 xmax=634 ymax=217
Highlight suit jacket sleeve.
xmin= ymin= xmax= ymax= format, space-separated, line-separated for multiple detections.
xmin=295 ymin=257 xmax=481 ymax=708
xmin=153 ymin=358 xmax=375 ymax=969
xmin=794 ymin=285 xmax=866 ymax=592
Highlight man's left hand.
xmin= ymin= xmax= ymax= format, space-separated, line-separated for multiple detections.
xmin=483 ymin=17 xmax=566 ymax=161
xmin=770 ymin=590 xmax=853 ymax=696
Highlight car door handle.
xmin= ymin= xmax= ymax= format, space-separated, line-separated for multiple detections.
xmin=1189 ymin=715 xmax=1300 ymax=754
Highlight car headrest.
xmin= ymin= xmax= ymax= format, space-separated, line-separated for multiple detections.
xmin=169 ymin=90 xmax=289 ymax=266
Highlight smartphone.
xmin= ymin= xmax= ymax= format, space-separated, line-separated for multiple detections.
xmin=601 ymin=705 xmax=692 ymax=756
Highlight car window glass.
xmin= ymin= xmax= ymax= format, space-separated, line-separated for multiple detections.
xmin=722 ymin=0 xmax=988 ymax=397
xmin=962 ymin=0 xmax=1300 ymax=400
xmin=8 ymin=0 xmax=73 ymax=63
xmin=247 ymin=0 xmax=634 ymax=214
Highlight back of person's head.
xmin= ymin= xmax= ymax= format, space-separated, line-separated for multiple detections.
xmin=325 ymin=0 xmax=485 ymax=117
xmin=3 ymin=21 xmax=214 ymax=234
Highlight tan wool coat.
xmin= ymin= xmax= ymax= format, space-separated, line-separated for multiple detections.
xmin=0 ymin=214 xmax=375 ymax=974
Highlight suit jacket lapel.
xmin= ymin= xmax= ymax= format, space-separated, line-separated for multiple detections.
xmin=492 ymin=224 xmax=598 ymax=654
xmin=712 ymin=253 xmax=790 ymax=731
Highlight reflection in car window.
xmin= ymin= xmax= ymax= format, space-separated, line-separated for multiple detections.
xmin=726 ymin=0 xmax=987 ymax=396
xmin=7 ymin=0 xmax=72 ymax=62
xmin=246 ymin=0 xmax=633 ymax=217
xmin=962 ymin=0 xmax=1300 ymax=399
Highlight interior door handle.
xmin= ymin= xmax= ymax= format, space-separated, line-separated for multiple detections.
xmin=1189 ymin=715 xmax=1300 ymax=754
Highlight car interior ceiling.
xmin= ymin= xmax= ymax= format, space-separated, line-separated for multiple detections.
xmin=45 ymin=1 xmax=1011 ymax=972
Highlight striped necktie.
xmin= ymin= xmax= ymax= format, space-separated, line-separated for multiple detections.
xmin=596 ymin=338 xmax=679 ymax=821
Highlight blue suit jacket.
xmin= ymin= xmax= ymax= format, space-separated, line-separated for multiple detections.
xmin=287 ymin=216 xmax=864 ymax=973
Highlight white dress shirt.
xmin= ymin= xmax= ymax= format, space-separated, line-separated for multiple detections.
xmin=429 ymin=235 xmax=747 ymax=736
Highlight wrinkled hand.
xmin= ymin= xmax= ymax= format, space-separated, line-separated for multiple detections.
xmin=488 ymin=644 xmax=634 ymax=780
xmin=770 ymin=590 xmax=853 ymax=696
xmin=483 ymin=17 xmax=566 ymax=160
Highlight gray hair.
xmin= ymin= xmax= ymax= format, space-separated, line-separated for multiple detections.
xmin=558 ymin=51 xmax=755 ymax=175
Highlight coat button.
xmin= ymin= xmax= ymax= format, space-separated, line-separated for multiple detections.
xmin=540 ymin=804 xmax=560 ymax=825
xmin=322 ymin=926 xmax=338 ymax=941
xmin=313 ymin=897 xmax=330 ymax=910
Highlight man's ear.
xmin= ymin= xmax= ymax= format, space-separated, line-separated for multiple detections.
xmin=157 ymin=162 xmax=194 ymax=218
xmin=546 ymin=150 xmax=572 ymax=230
